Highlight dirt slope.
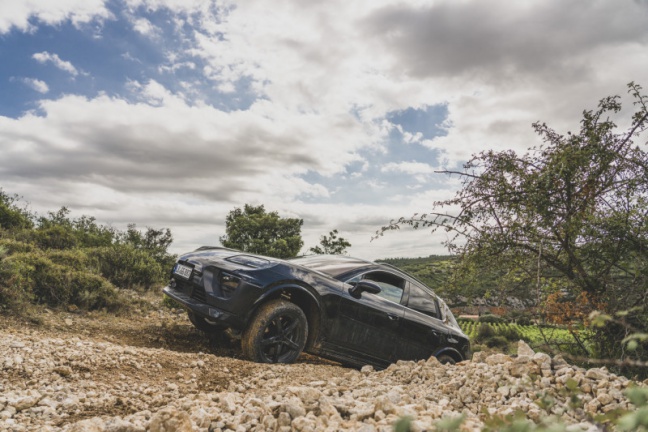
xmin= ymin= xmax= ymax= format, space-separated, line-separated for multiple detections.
xmin=0 ymin=307 xmax=641 ymax=432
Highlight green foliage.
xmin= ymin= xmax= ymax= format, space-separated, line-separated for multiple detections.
xmin=498 ymin=325 xmax=523 ymax=342
xmin=0 ymin=191 xmax=176 ymax=315
xmin=0 ymin=238 xmax=35 ymax=255
xmin=0 ymin=189 xmax=33 ymax=230
xmin=0 ymin=250 xmax=123 ymax=311
xmin=33 ymin=224 xmax=80 ymax=249
xmin=309 ymin=229 xmax=351 ymax=255
xmin=33 ymin=207 xmax=116 ymax=249
xmin=393 ymin=415 xmax=414 ymax=432
xmin=220 ymin=204 xmax=303 ymax=258
xmin=475 ymin=322 xmax=496 ymax=340
xmin=378 ymin=255 xmax=456 ymax=294
xmin=478 ymin=314 xmax=506 ymax=324
xmin=485 ymin=335 xmax=509 ymax=348
xmin=617 ymin=387 xmax=648 ymax=431
xmin=162 ymin=294 xmax=183 ymax=310
xmin=379 ymin=83 xmax=648 ymax=369
xmin=87 ymin=244 xmax=164 ymax=290
xmin=460 ymin=321 xmax=593 ymax=356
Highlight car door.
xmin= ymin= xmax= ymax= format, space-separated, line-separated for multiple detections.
xmin=394 ymin=281 xmax=448 ymax=361
xmin=326 ymin=271 xmax=407 ymax=365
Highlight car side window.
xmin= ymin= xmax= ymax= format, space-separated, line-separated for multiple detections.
xmin=407 ymin=282 xmax=440 ymax=319
xmin=347 ymin=271 xmax=405 ymax=304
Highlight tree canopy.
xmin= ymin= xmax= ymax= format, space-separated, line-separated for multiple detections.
xmin=220 ymin=204 xmax=303 ymax=259
xmin=309 ymin=229 xmax=351 ymax=255
xmin=379 ymin=83 xmax=648 ymax=365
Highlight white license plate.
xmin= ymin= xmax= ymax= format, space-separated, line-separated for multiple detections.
xmin=174 ymin=264 xmax=193 ymax=279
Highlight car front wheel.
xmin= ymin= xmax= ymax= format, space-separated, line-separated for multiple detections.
xmin=242 ymin=300 xmax=308 ymax=364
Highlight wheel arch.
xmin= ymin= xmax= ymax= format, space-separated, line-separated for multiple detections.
xmin=248 ymin=282 xmax=323 ymax=351
xmin=434 ymin=347 xmax=465 ymax=363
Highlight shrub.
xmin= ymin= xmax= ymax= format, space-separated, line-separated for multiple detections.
xmin=475 ymin=323 xmax=496 ymax=342
xmin=87 ymin=244 xmax=164 ymax=290
xmin=69 ymin=272 xmax=122 ymax=311
xmin=0 ymin=238 xmax=35 ymax=255
xmin=0 ymin=190 xmax=33 ymax=230
xmin=485 ymin=335 xmax=509 ymax=349
xmin=0 ymin=255 xmax=35 ymax=312
xmin=505 ymin=309 xmax=533 ymax=326
xmin=478 ymin=313 xmax=506 ymax=324
xmin=498 ymin=326 xmax=522 ymax=342
xmin=0 ymin=250 xmax=125 ymax=313
xmin=46 ymin=249 xmax=91 ymax=270
xmin=33 ymin=225 xmax=79 ymax=250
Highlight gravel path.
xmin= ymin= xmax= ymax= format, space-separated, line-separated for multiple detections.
xmin=0 ymin=310 xmax=642 ymax=432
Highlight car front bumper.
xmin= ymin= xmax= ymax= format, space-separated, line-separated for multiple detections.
xmin=162 ymin=286 xmax=240 ymax=327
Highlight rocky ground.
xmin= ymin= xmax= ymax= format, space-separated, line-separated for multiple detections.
xmin=0 ymin=305 xmax=643 ymax=432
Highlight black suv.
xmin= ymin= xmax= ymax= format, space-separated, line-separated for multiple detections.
xmin=163 ymin=247 xmax=470 ymax=368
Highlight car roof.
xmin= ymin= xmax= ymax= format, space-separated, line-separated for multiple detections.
xmin=289 ymin=255 xmax=376 ymax=278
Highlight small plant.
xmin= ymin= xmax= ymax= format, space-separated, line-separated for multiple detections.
xmin=162 ymin=294 xmax=182 ymax=310
xmin=478 ymin=313 xmax=506 ymax=324
xmin=485 ymin=335 xmax=509 ymax=349
xmin=475 ymin=323 xmax=496 ymax=341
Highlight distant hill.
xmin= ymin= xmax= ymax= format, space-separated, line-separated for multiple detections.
xmin=377 ymin=255 xmax=456 ymax=294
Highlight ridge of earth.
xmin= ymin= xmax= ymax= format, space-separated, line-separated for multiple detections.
xmin=0 ymin=306 xmax=643 ymax=432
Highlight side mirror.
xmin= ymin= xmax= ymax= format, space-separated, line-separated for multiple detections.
xmin=349 ymin=281 xmax=382 ymax=298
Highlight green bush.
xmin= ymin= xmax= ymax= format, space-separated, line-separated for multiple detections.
xmin=505 ymin=310 xmax=533 ymax=326
xmin=0 ymin=190 xmax=33 ymax=230
xmin=485 ymin=335 xmax=509 ymax=349
xmin=498 ymin=326 xmax=522 ymax=341
xmin=478 ymin=313 xmax=506 ymax=324
xmin=46 ymin=249 xmax=91 ymax=270
xmin=0 ymin=255 xmax=35 ymax=311
xmin=33 ymin=225 xmax=79 ymax=250
xmin=68 ymin=272 xmax=122 ymax=311
xmin=87 ymin=244 xmax=164 ymax=290
xmin=0 ymin=251 xmax=125 ymax=313
xmin=475 ymin=323 xmax=496 ymax=342
xmin=0 ymin=238 xmax=35 ymax=255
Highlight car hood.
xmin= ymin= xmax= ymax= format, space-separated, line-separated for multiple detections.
xmin=178 ymin=247 xmax=282 ymax=273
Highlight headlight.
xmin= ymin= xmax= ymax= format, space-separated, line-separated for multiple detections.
xmin=219 ymin=272 xmax=240 ymax=297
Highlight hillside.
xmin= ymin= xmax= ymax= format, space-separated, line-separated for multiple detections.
xmin=377 ymin=255 xmax=456 ymax=294
xmin=1 ymin=305 xmax=641 ymax=432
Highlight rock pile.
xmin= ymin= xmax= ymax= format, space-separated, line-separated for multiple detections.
xmin=0 ymin=327 xmax=641 ymax=432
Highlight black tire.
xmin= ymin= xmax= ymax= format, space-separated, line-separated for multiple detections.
xmin=242 ymin=300 xmax=308 ymax=364
xmin=187 ymin=312 xmax=226 ymax=333
xmin=436 ymin=354 xmax=457 ymax=365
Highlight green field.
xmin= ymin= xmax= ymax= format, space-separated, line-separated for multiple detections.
xmin=459 ymin=320 xmax=593 ymax=355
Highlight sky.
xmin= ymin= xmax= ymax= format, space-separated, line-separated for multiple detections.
xmin=1 ymin=0 xmax=648 ymax=260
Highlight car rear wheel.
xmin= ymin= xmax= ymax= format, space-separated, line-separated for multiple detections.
xmin=187 ymin=311 xmax=226 ymax=333
xmin=436 ymin=354 xmax=457 ymax=365
xmin=242 ymin=300 xmax=308 ymax=364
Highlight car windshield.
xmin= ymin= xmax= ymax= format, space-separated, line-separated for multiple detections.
xmin=290 ymin=255 xmax=370 ymax=278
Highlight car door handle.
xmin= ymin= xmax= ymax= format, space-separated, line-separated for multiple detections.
xmin=387 ymin=314 xmax=400 ymax=321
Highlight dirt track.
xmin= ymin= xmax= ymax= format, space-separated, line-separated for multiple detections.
xmin=0 ymin=304 xmax=641 ymax=431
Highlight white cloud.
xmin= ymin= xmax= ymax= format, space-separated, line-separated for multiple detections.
xmin=0 ymin=80 xmax=378 ymax=200
xmin=382 ymin=162 xmax=435 ymax=175
xmin=132 ymin=17 xmax=160 ymax=37
xmin=32 ymin=52 xmax=80 ymax=76
xmin=3 ymin=0 xmax=648 ymax=260
xmin=21 ymin=78 xmax=49 ymax=94
xmin=0 ymin=0 xmax=113 ymax=33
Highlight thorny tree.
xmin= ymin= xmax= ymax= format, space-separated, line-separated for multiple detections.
xmin=378 ymin=83 xmax=648 ymax=366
